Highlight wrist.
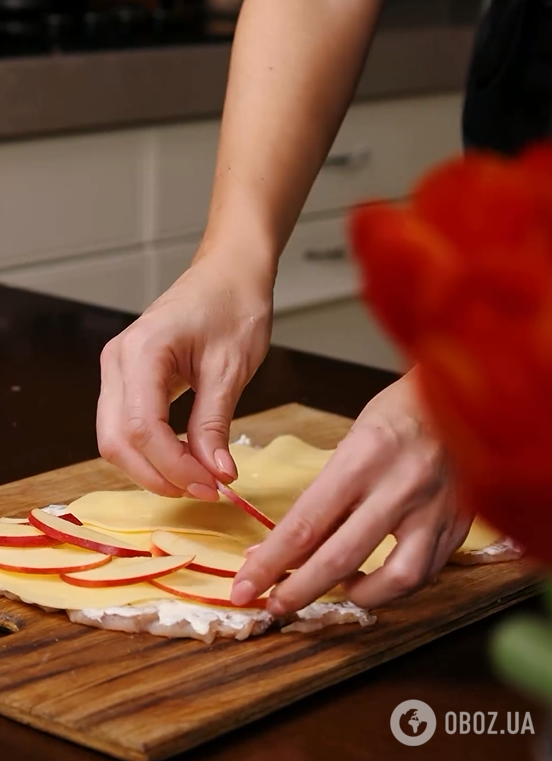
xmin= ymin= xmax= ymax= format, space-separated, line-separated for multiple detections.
xmin=194 ymin=225 xmax=280 ymax=295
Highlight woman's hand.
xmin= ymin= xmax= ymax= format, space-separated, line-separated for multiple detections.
xmin=94 ymin=0 xmax=383 ymax=503
xmin=231 ymin=369 xmax=473 ymax=612
xmin=96 ymin=254 xmax=273 ymax=500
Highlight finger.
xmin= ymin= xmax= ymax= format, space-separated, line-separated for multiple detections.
xmin=232 ymin=477 xmax=362 ymax=605
xmin=97 ymin=376 xmax=188 ymax=497
xmin=186 ymin=362 xmax=242 ymax=483
xmin=254 ymin=440 xmax=443 ymax=615
xmin=429 ymin=509 xmax=472 ymax=578
xmin=230 ymin=445 xmax=367 ymax=607
xmin=117 ymin=356 xmax=218 ymax=500
xmin=107 ymin=447 xmax=185 ymax=498
xmin=340 ymin=508 xmax=445 ymax=610
xmin=243 ymin=545 xmax=260 ymax=558
xmin=243 ymin=542 xmax=309 ymax=570
xmin=97 ymin=336 xmax=124 ymax=450
xmin=263 ymin=488 xmax=404 ymax=615
xmin=231 ymin=418 xmax=435 ymax=609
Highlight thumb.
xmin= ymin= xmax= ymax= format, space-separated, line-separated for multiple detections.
xmin=186 ymin=371 xmax=242 ymax=483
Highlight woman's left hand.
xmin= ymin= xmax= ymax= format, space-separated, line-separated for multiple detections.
xmin=230 ymin=368 xmax=473 ymax=614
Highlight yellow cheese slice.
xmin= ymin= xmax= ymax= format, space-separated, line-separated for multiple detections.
xmin=0 ymin=569 xmax=177 ymax=609
xmin=68 ymin=436 xmax=503 ymax=565
xmin=0 ymin=545 xmax=110 ymax=573
xmin=0 ymin=517 xmax=29 ymax=525
xmin=230 ymin=436 xmax=333 ymax=522
xmin=356 ymin=518 xmax=505 ymax=574
xmin=70 ymin=493 xmax=265 ymax=545
xmin=359 ymin=535 xmax=397 ymax=573
xmin=80 ymin=522 xmax=500 ymax=577
xmin=455 ymin=517 xmax=501 ymax=553
xmin=68 ymin=435 xmax=502 ymax=557
xmin=143 ymin=518 xmax=501 ymax=583
xmin=1 ymin=436 xmax=509 ymax=617
xmin=69 ymin=437 xmax=332 ymax=543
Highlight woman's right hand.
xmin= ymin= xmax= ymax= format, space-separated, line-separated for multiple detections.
xmin=96 ymin=252 xmax=274 ymax=500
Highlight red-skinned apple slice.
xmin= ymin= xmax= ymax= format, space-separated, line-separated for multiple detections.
xmin=29 ymin=509 xmax=150 ymax=558
xmin=215 ymin=482 xmax=276 ymax=530
xmin=0 ymin=523 xmax=60 ymax=548
xmin=58 ymin=513 xmax=83 ymax=527
xmin=61 ymin=554 xmax=194 ymax=588
xmin=150 ymin=569 xmax=270 ymax=608
xmin=0 ymin=546 xmax=111 ymax=574
xmin=151 ymin=531 xmax=244 ymax=577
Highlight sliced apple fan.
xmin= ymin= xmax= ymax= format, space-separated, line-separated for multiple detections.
xmin=0 ymin=436 xmax=523 ymax=642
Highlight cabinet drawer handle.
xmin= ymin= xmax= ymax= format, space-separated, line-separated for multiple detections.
xmin=323 ymin=148 xmax=370 ymax=169
xmin=303 ymin=247 xmax=347 ymax=262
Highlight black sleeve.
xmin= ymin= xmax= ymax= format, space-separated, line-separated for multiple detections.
xmin=462 ymin=0 xmax=552 ymax=155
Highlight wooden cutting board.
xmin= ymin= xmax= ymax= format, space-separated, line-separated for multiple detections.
xmin=0 ymin=403 xmax=542 ymax=761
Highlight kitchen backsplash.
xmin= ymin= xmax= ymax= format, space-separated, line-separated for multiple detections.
xmin=0 ymin=0 xmax=480 ymax=61
xmin=200 ymin=0 xmax=483 ymax=27
xmin=98 ymin=0 xmax=482 ymax=27
xmin=380 ymin=0 xmax=482 ymax=26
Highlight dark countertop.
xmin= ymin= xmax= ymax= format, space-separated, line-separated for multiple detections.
xmin=0 ymin=283 xmax=545 ymax=761
xmin=0 ymin=21 xmax=476 ymax=142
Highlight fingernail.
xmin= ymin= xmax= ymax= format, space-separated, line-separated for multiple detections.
xmin=231 ymin=580 xmax=257 ymax=606
xmin=243 ymin=544 xmax=261 ymax=558
xmin=267 ymin=596 xmax=286 ymax=616
xmin=215 ymin=449 xmax=238 ymax=480
xmin=187 ymin=483 xmax=220 ymax=502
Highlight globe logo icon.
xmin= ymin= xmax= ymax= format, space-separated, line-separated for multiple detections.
xmin=390 ymin=700 xmax=437 ymax=746
xmin=400 ymin=708 xmax=428 ymax=737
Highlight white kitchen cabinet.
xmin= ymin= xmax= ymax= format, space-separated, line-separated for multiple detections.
xmin=0 ymin=131 xmax=143 ymax=269
xmin=149 ymin=121 xmax=219 ymax=241
xmin=274 ymin=215 xmax=357 ymax=313
xmin=152 ymin=239 xmax=198 ymax=296
xmin=304 ymin=93 xmax=462 ymax=215
xmin=0 ymin=91 xmax=463 ymax=346
xmin=0 ymin=249 xmax=148 ymax=313
xmin=271 ymin=297 xmax=405 ymax=372
xmin=147 ymin=92 xmax=463 ymax=241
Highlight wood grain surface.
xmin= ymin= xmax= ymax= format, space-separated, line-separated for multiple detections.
xmin=0 ymin=404 xmax=542 ymax=761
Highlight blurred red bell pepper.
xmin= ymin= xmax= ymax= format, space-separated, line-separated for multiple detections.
xmin=349 ymin=143 xmax=552 ymax=567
